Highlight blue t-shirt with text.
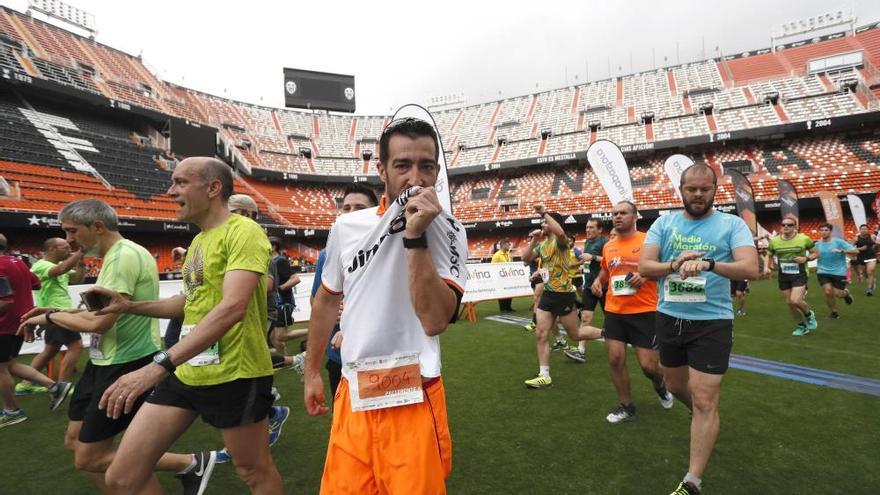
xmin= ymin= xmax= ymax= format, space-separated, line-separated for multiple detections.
xmin=815 ymin=238 xmax=854 ymax=276
xmin=645 ymin=210 xmax=754 ymax=320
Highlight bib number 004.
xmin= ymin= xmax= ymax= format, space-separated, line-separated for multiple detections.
xmin=346 ymin=352 xmax=424 ymax=412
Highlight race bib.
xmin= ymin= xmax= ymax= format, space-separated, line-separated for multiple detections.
xmin=610 ymin=274 xmax=637 ymax=296
xmin=780 ymin=262 xmax=800 ymax=275
xmin=345 ymin=352 xmax=423 ymax=412
xmin=88 ymin=333 xmax=104 ymax=360
xmin=180 ymin=324 xmax=220 ymax=367
xmin=538 ymin=268 xmax=549 ymax=283
xmin=664 ymin=274 xmax=707 ymax=302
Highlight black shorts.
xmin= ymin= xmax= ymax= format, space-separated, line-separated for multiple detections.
xmin=69 ymin=355 xmax=153 ymax=443
xmin=730 ymin=280 xmax=748 ymax=295
xmin=777 ymin=272 xmax=808 ymax=290
xmin=572 ymin=276 xmax=584 ymax=289
xmin=858 ymin=257 xmax=877 ymax=265
xmin=581 ymin=288 xmax=605 ymax=312
xmin=42 ymin=322 xmax=82 ymax=347
xmin=537 ymin=291 xmax=578 ymax=317
xmin=0 ymin=335 xmax=23 ymax=363
xmin=656 ymin=312 xmax=733 ymax=375
xmin=603 ymin=311 xmax=657 ymax=350
xmin=850 ymin=259 xmax=864 ymax=267
xmin=817 ymin=274 xmax=847 ymax=290
xmin=147 ymin=373 xmax=273 ymax=429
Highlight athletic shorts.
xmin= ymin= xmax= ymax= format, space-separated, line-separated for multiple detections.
xmin=778 ymin=272 xmax=808 ymax=291
xmin=817 ymin=274 xmax=847 ymax=290
xmin=42 ymin=322 xmax=82 ymax=347
xmin=730 ymin=280 xmax=748 ymax=295
xmin=603 ymin=311 xmax=657 ymax=350
xmin=537 ymin=291 xmax=578 ymax=317
xmin=147 ymin=373 xmax=273 ymax=429
xmin=850 ymin=259 xmax=864 ymax=267
xmin=320 ymin=377 xmax=451 ymax=495
xmin=581 ymin=288 xmax=605 ymax=312
xmin=69 ymin=355 xmax=153 ymax=443
xmin=655 ymin=312 xmax=733 ymax=375
xmin=0 ymin=335 xmax=23 ymax=363
xmin=858 ymin=257 xmax=877 ymax=265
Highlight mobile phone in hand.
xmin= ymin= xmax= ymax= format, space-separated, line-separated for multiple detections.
xmin=81 ymin=291 xmax=109 ymax=311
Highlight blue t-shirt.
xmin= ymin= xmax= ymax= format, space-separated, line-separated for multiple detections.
xmin=311 ymin=250 xmax=341 ymax=364
xmin=815 ymin=238 xmax=854 ymax=276
xmin=645 ymin=210 xmax=755 ymax=320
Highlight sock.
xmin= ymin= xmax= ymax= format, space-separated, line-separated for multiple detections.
xmin=684 ymin=472 xmax=702 ymax=490
xmin=578 ymin=341 xmax=586 ymax=353
xmin=539 ymin=366 xmax=550 ymax=377
xmin=3 ymin=409 xmax=19 ymax=414
xmin=178 ymin=454 xmax=198 ymax=475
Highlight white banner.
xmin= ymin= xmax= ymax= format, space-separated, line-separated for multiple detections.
xmin=847 ymin=194 xmax=867 ymax=229
xmin=586 ymin=140 xmax=634 ymax=206
xmin=462 ymin=262 xmax=533 ymax=303
xmin=390 ymin=104 xmax=452 ymax=215
xmin=663 ymin=154 xmax=694 ymax=201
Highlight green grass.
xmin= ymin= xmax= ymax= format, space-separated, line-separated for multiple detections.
xmin=3 ymin=279 xmax=880 ymax=494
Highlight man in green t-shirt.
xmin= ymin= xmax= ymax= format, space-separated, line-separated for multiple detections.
xmin=17 ymin=238 xmax=85 ymax=393
xmin=87 ymin=158 xmax=283 ymax=494
xmin=18 ymin=199 xmax=205 ymax=492
xmin=767 ymin=218 xmax=819 ymax=336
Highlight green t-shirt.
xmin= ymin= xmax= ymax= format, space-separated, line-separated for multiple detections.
xmin=535 ymin=237 xmax=574 ymax=293
xmin=31 ymin=259 xmax=71 ymax=309
xmin=768 ymin=233 xmax=815 ymax=275
xmin=92 ymin=239 xmax=161 ymax=366
xmin=177 ymin=214 xmax=273 ymax=386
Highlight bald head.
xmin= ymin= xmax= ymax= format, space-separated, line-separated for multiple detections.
xmin=42 ymin=237 xmax=65 ymax=252
xmin=680 ymin=164 xmax=717 ymax=186
xmin=178 ymin=157 xmax=234 ymax=201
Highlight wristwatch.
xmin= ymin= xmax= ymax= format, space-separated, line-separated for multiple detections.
xmin=152 ymin=351 xmax=176 ymax=373
xmin=703 ymin=258 xmax=716 ymax=272
xmin=403 ymin=235 xmax=428 ymax=249
xmin=45 ymin=308 xmax=61 ymax=325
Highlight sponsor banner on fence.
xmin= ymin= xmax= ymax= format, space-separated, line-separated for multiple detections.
xmin=462 ymin=262 xmax=533 ymax=304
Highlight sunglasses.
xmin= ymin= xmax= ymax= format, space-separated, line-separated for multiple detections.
xmin=781 ymin=223 xmax=795 ymax=227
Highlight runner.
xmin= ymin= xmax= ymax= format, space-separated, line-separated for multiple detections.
xmin=565 ymin=218 xmax=607 ymax=363
xmin=851 ymin=224 xmax=876 ymax=295
xmin=639 ymin=164 xmax=758 ymax=495
xmin=767 ymin=218 xmax=819 ymax=336
xmin=815 ymin=223 xmax=858 ymax=319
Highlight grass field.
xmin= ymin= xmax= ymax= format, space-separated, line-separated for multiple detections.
xmin=3 ymin=278 xmax=880 ymax=494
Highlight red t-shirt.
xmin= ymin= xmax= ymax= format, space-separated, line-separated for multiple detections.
xmin=0 ymin=255 xmax=40 ymax=335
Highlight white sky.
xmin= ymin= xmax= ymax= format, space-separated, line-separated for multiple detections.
xmin=6 ymin=0 xmax=880 ymax=115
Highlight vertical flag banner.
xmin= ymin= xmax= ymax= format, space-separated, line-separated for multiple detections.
xmin=390 ymin=104 xmax=452 ymax=214
xmin=586 ymin=140 xmax=634 ymax=206
xmin=872 ymin=192 xmax=880 ymax=226
xmin=663 ymin=154 xmax=694 ymax=201
xmin=818 ymin=191 xmax=846 ymax=238
xmin=847 ymin=194 xmax=867 ymax=229
xmin=777 ymin=179 xmax=799 ymax=222
xmin=726 ymin=169 xmax=757 ymax=236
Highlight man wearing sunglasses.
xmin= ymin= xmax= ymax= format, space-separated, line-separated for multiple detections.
xmin=767 ymin=218 xmax=819 ymax=336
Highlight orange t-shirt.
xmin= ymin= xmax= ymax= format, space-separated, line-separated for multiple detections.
xmin=600 ymin=231 xmax=658 ymax=314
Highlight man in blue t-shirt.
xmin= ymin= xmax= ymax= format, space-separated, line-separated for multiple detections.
xmin=639 ymin=164 xmax=758 ymax=495
xmin=815 ymin=223 xmax=859 ymax=319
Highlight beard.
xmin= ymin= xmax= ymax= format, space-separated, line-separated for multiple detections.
xmin=683 ymin=194 xmax=714 ymax=218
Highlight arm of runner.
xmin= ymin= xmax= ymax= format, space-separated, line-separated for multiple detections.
xmin=47 ymin=250 xmax=84 ymax=277
xmin=99 ymin=269 xmax=261 ymax=419
xmin=87 ymin=287 xmax=185 ymax=319
xmin=304 ymin=286 xmax=342 ymax=416
xmin=521 ymin=230 xmax=542 ymax=264
xmin=703 ymin=245 xmax=759 ymax=281
xmin=280 ymin=273 xmax=300 ymax=291
xmin=591 ymin=267 xmax=608 ymax=296
xmin=19 ymin=306 xmax=122 ymax=337
xmin=637 ymin=244 xmax=705 ymax=278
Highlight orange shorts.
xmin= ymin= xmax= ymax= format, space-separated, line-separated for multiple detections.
xmin=319 ymin=377 xmax=452 ymax=495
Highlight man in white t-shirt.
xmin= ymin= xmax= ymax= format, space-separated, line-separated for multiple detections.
xmin=304 ymin=118 xmax=468 ymax=495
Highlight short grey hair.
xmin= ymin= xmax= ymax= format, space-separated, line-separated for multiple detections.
xmin=58 ymin=199 xmax=119 ymax=231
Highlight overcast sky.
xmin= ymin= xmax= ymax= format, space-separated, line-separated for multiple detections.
xmin=6 ymin=0 xmax=880 ymax=115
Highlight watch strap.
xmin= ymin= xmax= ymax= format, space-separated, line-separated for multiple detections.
xmin=403 ymin=235 xmax=428 ymax=249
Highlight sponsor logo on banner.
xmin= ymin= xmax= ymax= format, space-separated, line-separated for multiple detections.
xmin=163 ymin=223 xmax=190 ymax=232
xmin=284 ymin=229 xmax=298 ymax=236
xmin=462 ymin=262 xmax=533 ymax=304
xmin=26 ymin=215 xmax=60 ymax=227
xmin=727 ymin=169 xmax=757 ymax=236
xmin=587 ymin=140 xmax=634 ymax=206
xmin=777 ymin=179 xmax=799 ymax=222
xmin=846 ymin=194 xmax=867 ymax=228
xmin=663 ymin=154 xmax=694 ymax=201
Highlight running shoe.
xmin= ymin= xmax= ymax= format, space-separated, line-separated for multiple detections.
xmin=177 ymin=451 xmax=217 ymax=495
xmin=48 ymin=381 xmax=73 ymax=412
xmin=214 ymin=448 xmax=232 ymax=464
xmin=867 ymin=287 xmax=874 ymax=296
xmin=805 ymin=310 xmax=818 ymax=331
xmin=843 ymin=289 xmax=853 ymax=305
xmin=14 ymin=383 xmax=47 ymax=395
xmin=669 ymin=481 xmax=701 ymax=495
xmin=735 ymin=308 xmax=746 ymax=317
xmin=0 ymin=410 xmax=27 ymax=429
xmin=606 ymin=403 xmax=637 ymax=424
xmin=524 ymin=322 xmax=536 ymax=332
xmin=551 ymin=339 xmax=567 ymax=351
xmin=524 ymin=375 xmax=552 ymax=388
xmin=563 ymin=349 xmax=586 ymax=363
xmin=658 ymin=391 xmax=674 ymax=410
xmin=290 ymin=352 xmax=305 ymax=381
xmin=827 ymin=312 xmax=840 ymax=320
xmin=268 ymin=406 xmax=290 ymax=447
xmin=792 ymin=324 xmax=810 ymax=336
xmin=271 ymin=386 xmax=281 ymax=402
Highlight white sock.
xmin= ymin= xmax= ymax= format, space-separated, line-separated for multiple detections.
xmin=178 ymin=454 xmax=198 ymax=475
xmin=539 ymin=366 xmax=550 ymax=377
xmin=684 ymin=472 xmax=702 ymax=490
xmin=578 ymin=341 xmax=586 ymax=352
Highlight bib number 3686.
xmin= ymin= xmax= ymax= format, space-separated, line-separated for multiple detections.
xmin=664 ymin=275 xmax=707 ymax=302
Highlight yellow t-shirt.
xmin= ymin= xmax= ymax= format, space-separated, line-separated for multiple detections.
xmin=535 ymin=237 xmax=574 ymax=293
xmin=177 ymin=214 xmax=273 ymax=386
xmin=491 ymin=250 xmax=512 ymax=263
